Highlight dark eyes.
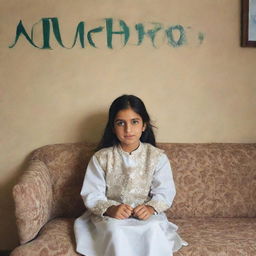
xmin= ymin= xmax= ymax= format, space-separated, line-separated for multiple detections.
xmin=116 ymin=121 xmax=125 ymax=126
xmin=115 ymin=120 xmax=140 ymax=126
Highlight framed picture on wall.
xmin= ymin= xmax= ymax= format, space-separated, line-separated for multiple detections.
xmin=241 ymin=0 xmax=256 ymax=47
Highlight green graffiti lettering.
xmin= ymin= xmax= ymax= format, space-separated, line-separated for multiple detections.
xmin=47 ymin=18 xmax=86 ymax=49
xmin=135 ymin=23 xmax=146 ymax=45
xmin=87 ymin=26 xmax=104 ymax=48
xmin=105 ymin=18 xmax=130 ymax=49
xmin=49 ymin=18 xmax=66 ymax=48
xmin=9 ymin=20 xmax=39 ymax=48
xmin=9 ymin=18 xmax=198 ymax=50
xmin=166 ymin=25 xmax=186 ymax=47
xmin=71 ymin=22 xmax=86 ymax=48
xmin=41 ymin=18 xmax=51 ymax=49
xmin=147 ymin=23 xmax=163 ymax=48
xmin=135 ymin=23 xmax=163 ymax=47
xmin=10 ymin=18 xmax=86 ymax=49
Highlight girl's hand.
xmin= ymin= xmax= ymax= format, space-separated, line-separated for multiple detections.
xmin=133 ymin=205 xmax=155 ymax=220
xmin=104 ymin=204 xmax=133 ymax=219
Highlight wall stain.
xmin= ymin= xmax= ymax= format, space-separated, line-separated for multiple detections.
xmin=198 ymin=32 xmax=205 ymax=44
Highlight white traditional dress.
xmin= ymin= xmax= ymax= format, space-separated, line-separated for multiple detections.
xmin=74 ymin=142 xmax=187 ymax=256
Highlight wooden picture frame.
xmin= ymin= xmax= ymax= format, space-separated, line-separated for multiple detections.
xmin=241 ymin=0 xmax=256 ymax=47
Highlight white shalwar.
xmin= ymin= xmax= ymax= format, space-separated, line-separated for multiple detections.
xmin=74 ymin=142 xmax=187 ymax=256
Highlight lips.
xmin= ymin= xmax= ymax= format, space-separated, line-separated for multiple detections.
xmin=124 ymin=135 xmax=134 ymax=139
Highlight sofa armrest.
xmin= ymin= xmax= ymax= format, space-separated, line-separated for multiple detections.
xmin=13 ymin=160 xmax=53 ymax=244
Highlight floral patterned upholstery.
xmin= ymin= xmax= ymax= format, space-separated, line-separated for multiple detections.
xmin=173 ymin=218 xmax=256 ymax=255
xmin=11 ymin=143 xmax=256 ymax=255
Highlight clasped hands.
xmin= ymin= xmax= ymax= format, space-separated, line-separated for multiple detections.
xmin=104 ymin=204 xmax=155 ymax=220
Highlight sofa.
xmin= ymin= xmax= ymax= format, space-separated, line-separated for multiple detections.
xmin=11 ymin=142 xmax=256 ymax=256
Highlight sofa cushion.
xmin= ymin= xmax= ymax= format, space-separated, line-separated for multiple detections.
xmin=11 ymin=218 xmax=80 ymax=256
xmin=11 ymin=217 xmax=256 ymax=256
xmin=173 ymin=217 xmax=256 ymax=255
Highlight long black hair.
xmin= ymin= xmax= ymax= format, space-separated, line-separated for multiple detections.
xmin=96 ymin=95 xmax=156 ymax=151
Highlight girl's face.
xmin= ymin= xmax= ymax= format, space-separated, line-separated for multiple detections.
xmin=113 ymin=108 xmax=146 ymax=152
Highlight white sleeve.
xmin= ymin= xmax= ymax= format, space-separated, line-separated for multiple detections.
xmin=145 ymin=153 xmax=176 ymax=213
xmin=80 ymin=155 xmax=120 ymax=216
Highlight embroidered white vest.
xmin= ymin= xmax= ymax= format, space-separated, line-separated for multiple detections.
xmin=95 ymin=142 xmax=164 ymax=207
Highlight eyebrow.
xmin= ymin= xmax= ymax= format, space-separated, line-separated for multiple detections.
xmin=114 ymin=118 xmax=141 ymax=122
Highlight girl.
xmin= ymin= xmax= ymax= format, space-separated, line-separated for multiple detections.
xmin=74 ymin=95 xmax=187 ymax=256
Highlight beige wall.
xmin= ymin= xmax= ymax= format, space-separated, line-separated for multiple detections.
xmin=1 ymin=0 xmax=256 ymax=250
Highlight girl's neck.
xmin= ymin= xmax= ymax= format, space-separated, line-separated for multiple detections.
xmin=119 ymin=141 xmax=140 ymax=154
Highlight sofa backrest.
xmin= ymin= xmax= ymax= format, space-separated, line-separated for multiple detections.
xmin=31 ymin=142 xmax=256 ymax=219
xmin=162 ymin=143 xmax=256 ymax=218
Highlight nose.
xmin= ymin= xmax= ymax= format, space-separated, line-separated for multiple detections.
xmin=125 ymin=123 xmax=132 ymax=133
